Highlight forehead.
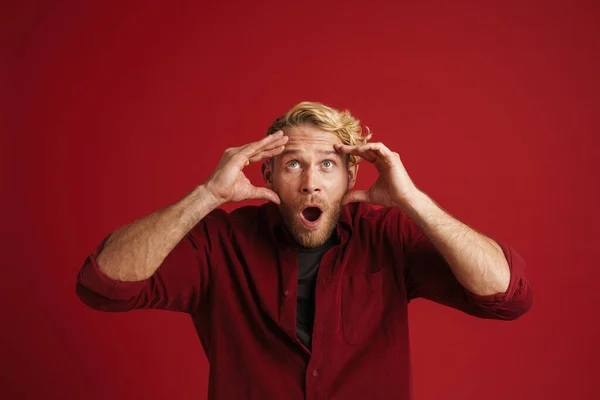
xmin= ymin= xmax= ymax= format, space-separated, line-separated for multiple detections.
xmin=282 ymin=124 xmax=342 ymax=150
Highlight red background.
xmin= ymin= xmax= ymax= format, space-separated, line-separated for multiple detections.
xmin=4 ymin=1 xmax=599 ymax=399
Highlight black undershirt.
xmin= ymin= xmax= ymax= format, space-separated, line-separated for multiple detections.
xmin=296 ymin=231 xmax=338 ymax=350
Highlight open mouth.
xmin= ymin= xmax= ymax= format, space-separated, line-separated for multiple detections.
xmin=302 ymin=206 xmax=323 ymax=222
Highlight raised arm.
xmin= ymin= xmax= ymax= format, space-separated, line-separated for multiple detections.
xmin=335 ymin=141 xmax=533 ymax=319
xmin=76 ymin=131 xmax=289 ymax=313
xmin=95 ymin=185 xmax=221 ymax=283
xmin=399 ymin=204 xmax=533 ymax=320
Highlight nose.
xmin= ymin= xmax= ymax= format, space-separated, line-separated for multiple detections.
xmin=300 ymin=167 xmax=321 ymax=194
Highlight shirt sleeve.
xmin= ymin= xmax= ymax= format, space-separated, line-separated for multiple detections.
xmin=75 ymin=208 xmax=226 ymax=314
xmin=398 ymin=210 xmax=534 ymax=320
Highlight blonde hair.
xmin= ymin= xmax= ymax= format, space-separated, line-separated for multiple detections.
xmin=266 ymin=101 xmax=372 ymax=165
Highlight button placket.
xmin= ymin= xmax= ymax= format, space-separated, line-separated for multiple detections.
xmin=307 ymin=249 xmax=336 ymax=385
xmin=277 ymin=246 xmax=300 ymax=344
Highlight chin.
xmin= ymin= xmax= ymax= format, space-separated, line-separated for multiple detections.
xmin=290 ymin=211 xmax=341 ymax=248
xmin=277 ymin=196 xmax=343 ymax=248
xmin=293 ymin=228 xmax=333 ymax=248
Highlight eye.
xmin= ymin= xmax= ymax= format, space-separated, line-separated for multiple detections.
xmin=323 ymin=160 xmax=334 ymax=168
xmin=287 ymin=160 xmax=300 ymax=169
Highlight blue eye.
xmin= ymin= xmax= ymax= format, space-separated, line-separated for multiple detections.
xmin=323 ymin=160 xmax=333 ymax=168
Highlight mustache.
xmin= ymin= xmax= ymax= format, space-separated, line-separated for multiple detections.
xmin=298 ymin=199 xmax=328 ymax=210
xmin=279 ymin=198 xmax=329 ymax=211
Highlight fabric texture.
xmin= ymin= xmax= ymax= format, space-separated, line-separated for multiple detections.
xmin=296 ymin=231 xmax=338 ymax=350
xmin=76 ymin=201 xmax=533 ymax=400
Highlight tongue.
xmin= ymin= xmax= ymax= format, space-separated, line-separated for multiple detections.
xmin=302 ymin=207 xmax=322 ymax=222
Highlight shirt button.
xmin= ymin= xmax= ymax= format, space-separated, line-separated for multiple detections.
xmin=284 ymin=290 xmax=290 ymax=296
xmin=312 ymin=369 xmax=319 ymax=377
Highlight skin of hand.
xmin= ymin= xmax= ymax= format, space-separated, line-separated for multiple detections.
xmin=335 ymin=141 xmax=511 ymax=296
xmin=205 ymin=130 xmax=289 ymax=205
xmin=334 ymin=142 xmax=418 ymax=209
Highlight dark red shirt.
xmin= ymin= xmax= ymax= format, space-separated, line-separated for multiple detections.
xmin=76 ymin=201 xmax=533 ymax=399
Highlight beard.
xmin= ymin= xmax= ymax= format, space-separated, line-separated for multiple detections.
xmin=278 ymin=195 xmax=344 ymax=248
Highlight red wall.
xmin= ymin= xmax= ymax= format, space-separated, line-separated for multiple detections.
xmin=5 ymin=1 xmax=599 ymax=399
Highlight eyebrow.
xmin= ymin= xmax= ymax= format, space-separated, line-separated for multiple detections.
xmin=279 ymin=149 xmax=342 ymax=159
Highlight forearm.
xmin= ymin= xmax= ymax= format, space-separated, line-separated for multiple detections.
xmin=95 ymin=184 xmax=222 ymax=282
xmin=401 ymin=190 xmax=510 ymax=296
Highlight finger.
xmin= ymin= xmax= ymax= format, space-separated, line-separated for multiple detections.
xmin=246 ymin=146 xmax=285 ymax=164
xmin=248 ymin=186 xmax=281 ymax=204
xmin=342 ymin=190 xmax=369 ymax=205
xmin=356 ymin=142 xmax=391 ymax=151
xmin=334 ymin=144 xmax=374 ymax=155
xmin=335 ymin=142 xmax=391 ymax=153
xmin=240 ymin=131 xmax=287 ymax=157
xmin=240 ymin=137 xmax=288 ymax=164
xmin=361 ymin=143 xmax=395 ymax=161
xmin=336 ymin=143 xmax=393 ymax=163
xmin=257 ymin=137 xmax=288 ymax=153
xmin=247 ymin=145 xmax=286 ymax=164
xmin=335 ymin=145 xmax=378 ymax=163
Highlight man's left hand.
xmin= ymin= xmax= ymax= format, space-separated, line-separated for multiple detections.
xmin=334 ymin=142 xmax=419 ymax=209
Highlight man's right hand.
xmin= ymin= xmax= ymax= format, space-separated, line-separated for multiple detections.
xmin=204 ymin=130 xmax=289 ymax=205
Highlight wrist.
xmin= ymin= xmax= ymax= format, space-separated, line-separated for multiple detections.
xmin=394 ymin=187 xmax=423 ymax=210
xmin=397 ymin=189 xmax=432 ymax=218
xmin=195 ymin=184 xmax=225 ymax=210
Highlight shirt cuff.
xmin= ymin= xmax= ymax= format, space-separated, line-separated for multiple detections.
xmin=77 ymin=233 xmax=148 ymax=300
xmin=463 ymin=241 xmax=526 ymax=309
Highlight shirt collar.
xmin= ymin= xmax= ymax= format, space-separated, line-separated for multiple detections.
xmin=262 ymin=201 xmax=356 ymax=248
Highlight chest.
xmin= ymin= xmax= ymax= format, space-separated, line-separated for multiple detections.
xmin=211 ymin=237 xmax=407 ymax=349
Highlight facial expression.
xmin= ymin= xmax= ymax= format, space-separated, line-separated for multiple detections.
xmin=262 ymin=124 xmax=358 ymax=248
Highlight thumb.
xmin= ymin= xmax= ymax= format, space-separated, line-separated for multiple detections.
xmin=249 ymin=186 xmax=281 ymax=204
xmin=342 ymin=190 xmax=369 ymax=205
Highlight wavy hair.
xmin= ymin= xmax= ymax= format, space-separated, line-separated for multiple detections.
xmin=266 ymin=101 xmax=372 ymax=165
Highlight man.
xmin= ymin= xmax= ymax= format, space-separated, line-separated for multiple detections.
xmin=76 ymin=101 xmax=533 ymax=399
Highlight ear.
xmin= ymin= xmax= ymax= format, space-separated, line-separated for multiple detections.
xmin=347 ymin=162 xmax=359 ymax=190
xmin=261 ymin=159 xmax=273 ymax=189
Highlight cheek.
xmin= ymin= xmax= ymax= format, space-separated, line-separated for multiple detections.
xmin=272 ymin=176 xmax=294 ymax=195
xmin=324 ymin=173 xmax=349 ymax=191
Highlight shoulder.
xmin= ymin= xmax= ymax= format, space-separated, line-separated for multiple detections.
xmin=187 ymin=203 xmax=271 ymax=251
xmin=349 ymin=202 xmax=404 ymax=228
xmin=200 ymin=203 xmax=264 ymax=226
xmin=348 ymin=202 xmax=417 ymax=245
xmin=195 ymin=202 xmax=274 ymax=234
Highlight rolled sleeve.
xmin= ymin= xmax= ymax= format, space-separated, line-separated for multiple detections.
xmin=400 ymin=208 xmax=533 ymax=321
xmin=76 ymin=209 xmax=225 ymax=313
xmin=463 ymin=241 xmax=534 ymax=319
xmin=77 ymin=248 xmax=148 ymax=301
